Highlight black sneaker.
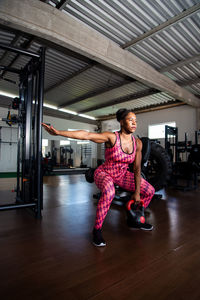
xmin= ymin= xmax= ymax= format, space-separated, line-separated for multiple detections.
xmin=140 ymin=222 xmax=153 ymax=231
xmin=127 ymin=218 xmax=153 ymax=231
xmin=92 ymin=228 xmax=106 ymax=247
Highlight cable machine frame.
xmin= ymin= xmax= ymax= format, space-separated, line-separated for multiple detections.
xmin=0 ymin=44 xmax=45 ymax=218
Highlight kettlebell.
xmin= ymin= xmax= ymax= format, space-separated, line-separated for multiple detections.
xmin=126 ymin=200 xmax=145 ymax=224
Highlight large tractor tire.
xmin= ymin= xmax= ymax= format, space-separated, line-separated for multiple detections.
xmin=143 ymin=142 xmax=172 ymax=191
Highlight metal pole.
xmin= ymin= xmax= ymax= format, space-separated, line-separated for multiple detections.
xmin=175 ymin=127 xmax=178 ymax=163
xmin=24 ymin=72 xmax=33 ymax=203
xmin=0 ymin=44 xmax=40 ymax=58
xmin=32 ymin=73 xmax=38 ymax=201
xmin=16 ymin=97 xmax=22 ymax=199
xmin=36 ymin=47 xmax=45 ymax=218
xmin=20 ymin=84 xmax=26 ymax=203
xmin=0 ymin=203 xmax=36 ymax=211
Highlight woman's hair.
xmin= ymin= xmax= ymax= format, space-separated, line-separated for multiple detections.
xmin=116 ymin=108 xmax=134 ymax=122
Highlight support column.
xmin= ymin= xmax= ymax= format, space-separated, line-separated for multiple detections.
xmin=197 ymin=108 xmax=200 ymax=131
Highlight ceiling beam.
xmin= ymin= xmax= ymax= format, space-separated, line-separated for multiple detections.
xmin=135 ymin=101 xmax=185 ymax=114
xmin=122 ymin=3 xmax=200 ymax=49
xmin=59 ymin=62 xmax=200 ymax=108
xmin=78 ymin=88 xmax=159 ymax=114
xmin=57 ymin=56 xmax=200 ymax=108
xmin=159 ymin=54 xmax=200 ymax=73
xmin=98 ymin=101 xmax=185 ymax=121
xmin=0 ymin=0 xmax=199 ymax=108
xmin=77 ymin=77 xmax=200 ymax=114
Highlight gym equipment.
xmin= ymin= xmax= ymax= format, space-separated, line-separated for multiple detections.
xmin=165 ymin=126 xmax=192 ymax=163
xmin=0 ymin=43 xmax=45 ymax=218
xmin=42 ymin=156 xmax=54 ymax=175
xmin=165 ymin=126 xmax=200 ymax=190
xmin=60 ymin=146 xmax=74 ymax=167
xmin=126 ymin=200 xmax=145 ymax=224
xmin=0 ymin=109 xmax=19 ymax=126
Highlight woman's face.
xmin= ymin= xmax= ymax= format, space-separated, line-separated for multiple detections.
xmin=121 ymin=112 xmax=137 ymax=133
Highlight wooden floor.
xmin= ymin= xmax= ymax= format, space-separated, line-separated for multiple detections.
xmin=0 ymin=175 xmax=200 ymax=300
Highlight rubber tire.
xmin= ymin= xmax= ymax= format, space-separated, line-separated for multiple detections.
xmin=140 ymin=137 xmax=151 ymax=164
xmin=143 ymin=142 xmax=172 ymax=191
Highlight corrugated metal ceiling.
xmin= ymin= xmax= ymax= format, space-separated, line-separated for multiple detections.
xmin=0 ymin=0 xmax=199 ymax=122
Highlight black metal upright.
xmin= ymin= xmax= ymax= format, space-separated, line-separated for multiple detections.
xmin=0 ymin=43 xmax=45 ymax=218
xmin=36 ymin=47 xmax=45 ymax=218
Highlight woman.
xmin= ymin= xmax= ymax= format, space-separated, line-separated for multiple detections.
xmin=42 ymin=108 xmax=155 ymax=247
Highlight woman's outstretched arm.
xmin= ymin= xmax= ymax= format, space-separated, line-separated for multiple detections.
xmin=42 ymin=123 xmax=114 ymax=144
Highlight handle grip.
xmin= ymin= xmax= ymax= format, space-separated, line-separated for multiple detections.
xmin=126 ymin=199 xmax=144 ymax=211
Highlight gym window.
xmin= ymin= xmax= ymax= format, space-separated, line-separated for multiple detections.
xmin=60 ymin=140 xmax=71 ymax=145
xmin=77 ymin=141 xmax=90 ymax=144
xmin=148 ymin=122 xmax=176 ymax=139
xmin=42 ymin=139 xmax=48 ymax=147
xmin=42 ymin=139 xmax=48 ymax=157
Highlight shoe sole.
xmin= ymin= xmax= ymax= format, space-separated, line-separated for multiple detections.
xmin=93 ymin=242 xmax=106 ymax=247
xmin=128 ymin=225 xmax=154 ymax=231
xmin=140 ymin=227 xmax=153 ymax=231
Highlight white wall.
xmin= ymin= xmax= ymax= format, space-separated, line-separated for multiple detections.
xmin=1 ymin=105 xmax=198 ymax=172
xmin=43 ymin=115 xmax=98 ymax=168
xmin=0 ymin=107 xmax=98 ymax=172
xmin=0 ymin=107 xmax=18 ymax=172
xmin=102 ymin=105 xmax=198 ymax=144
xmin=42 ymin=115 xmax=97 ymax=139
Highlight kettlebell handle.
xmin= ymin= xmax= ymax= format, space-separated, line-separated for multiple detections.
xmin=126 ymin=199 xmax=144 ymax=211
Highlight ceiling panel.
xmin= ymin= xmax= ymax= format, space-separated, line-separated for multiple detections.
xmin=0 ymin=0 xmax=199 ymax=122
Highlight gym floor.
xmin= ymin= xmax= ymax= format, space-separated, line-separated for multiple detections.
xmin=0 ymin=175 xmax=200 ymax=299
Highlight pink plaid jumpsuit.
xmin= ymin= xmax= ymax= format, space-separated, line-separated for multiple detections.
xmin=94 ymin=131 xmax=155 ymax=229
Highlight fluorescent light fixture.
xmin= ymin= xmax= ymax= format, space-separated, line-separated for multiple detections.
xmin=0 ymin=92 xmax=95 ymax=120
xmin=43 ymin=103 xmax=96 ymax=120
xmin=58 ymin=108 xmax=78 ymax=115
xmin=78 ymin=113 xmax=96 ymax=120
xmin=43 ymin=103 xmax=58 ymax=110
xmin=77 ymin=141 xmax=90 ymax=144
xmin=0 ymin=90 xmax=18 ymax=98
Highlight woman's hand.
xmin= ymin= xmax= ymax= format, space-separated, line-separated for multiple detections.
xmin=42 ymin=123 xmax=59 ymax=136
xmin=131 ymin=191 xmax=141 ymax=204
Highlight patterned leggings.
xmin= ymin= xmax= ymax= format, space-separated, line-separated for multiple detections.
xmin=94 ymin=168 xmax=155 ymax=229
